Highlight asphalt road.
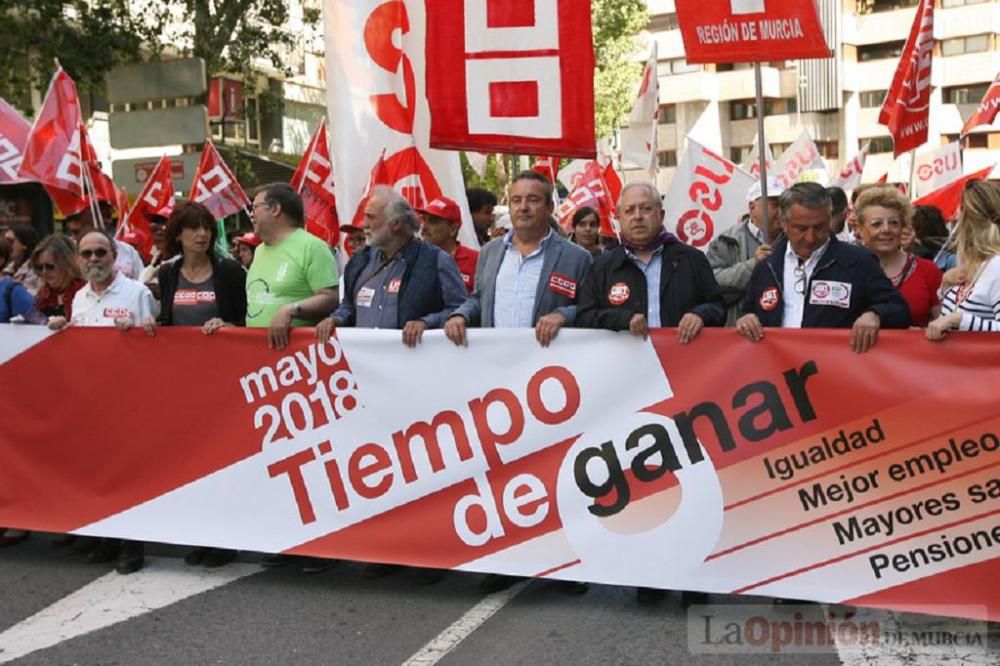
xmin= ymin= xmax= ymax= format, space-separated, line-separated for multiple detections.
xmin=0 ymin=535 xmax=994 ymax=665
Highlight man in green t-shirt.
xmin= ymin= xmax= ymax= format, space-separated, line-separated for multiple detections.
xmin=246 ymin=183 xmax=339 ymax=350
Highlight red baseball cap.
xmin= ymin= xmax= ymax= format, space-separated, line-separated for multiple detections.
xmin=235 ymin=232 xmax=262 ymax=248
xmin=418 ymin=197 xmax=461 ymax=225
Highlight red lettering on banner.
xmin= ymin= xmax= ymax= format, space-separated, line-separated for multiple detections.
xmin=393 ymin=410 xmax=474 ymax=484
xmin=268 ymin=448 xmax=318 ymax=524
xmin=676 ymin=147 xmax=734 ymax=247
xmin=349 ymin=443 xmax=395 ymax=499
xmin=526 ymin=366 xmax=581 ymax=426
xmin=364 ymin=1 xmax=416 ymax=135
xmin=489 ymin=81 xmax=539 ymax=118
xmin=469 ymin=388 xmax=526 ymax=470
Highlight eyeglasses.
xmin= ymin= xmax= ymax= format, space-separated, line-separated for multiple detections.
xmin=251 ymin=201 xmax=272 ymax=210
xmin=33 ymin=262 xmax=57 ymax=272
xmin=793 ymin=260 xmax=806 ymax=295
xmin=80 ymin=248 xmax=110 ymax=259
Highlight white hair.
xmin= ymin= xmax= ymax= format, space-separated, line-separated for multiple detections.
xmin=372 ymin=185 xmax=419 ymax=235
xmin=617 ymin=182 xmax=663 ymax=211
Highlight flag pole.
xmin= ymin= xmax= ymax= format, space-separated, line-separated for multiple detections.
xmin=907 ymin=149 xmax=917 ymax=199
xmin=754 ymin=62 xmax=772 ymax=241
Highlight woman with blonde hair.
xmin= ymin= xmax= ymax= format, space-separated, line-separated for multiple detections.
xmin=32 ymin=234 xmax=85 ymax=321
xmin=927 ymin=179 xmax=1000 ymax=339
xmin=855 ymin=186 xmax=942 ymax=327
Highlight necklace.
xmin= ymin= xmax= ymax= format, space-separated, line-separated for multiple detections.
xmin=885 ymin=252 xmax=913 ymax=288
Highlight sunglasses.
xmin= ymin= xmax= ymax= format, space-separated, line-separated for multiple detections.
xmin=80 ymin=248 xmax=110 ymax=259
xmin=33 ymin=262 xmax=57 ymax=272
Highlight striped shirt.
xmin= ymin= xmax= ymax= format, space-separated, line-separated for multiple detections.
xmin=939 ymin=255 xmax=1000 ymax=331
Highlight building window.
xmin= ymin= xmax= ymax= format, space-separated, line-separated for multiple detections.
xmin=865 ymin=136 xmax=895 ymax=154
xmin=658 ymin=104 xmax=676 ymax=125
xmin=731 ymin=100 xmax=755 ymax=120
xmin=859 ymin=90 xmax=887 ymax=108
xmin=941 ymin=0 xmax=990 ymax=7
xmin=730 ymin=146 xmax=753 ymax=164
xmin=864 ymin=0 xmax=920 ymax=12
xmin=858 ymin=41 xmax=905 ymax=62
xmin=658 ymin=151 xmax=677 ymax=168
xmin=816 ymin=141 xmax=840 ymax=160
xmin=941 ymin=35 xmax=990 ymax=57
xmin=770 ymin=143 xmax=791 ymax=156
xmin=943 ymin=84 xmax=990 ymax=104
xmin=648 ymin=13 xmax=679 ymax=32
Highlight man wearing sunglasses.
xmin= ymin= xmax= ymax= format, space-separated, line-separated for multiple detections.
xmin=735 ymin=183 xmax=909 ymax=353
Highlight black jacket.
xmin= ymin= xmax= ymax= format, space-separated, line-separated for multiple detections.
xmin=576 ymin=241 xmax=726 ymax=330
xmin=742 ymin=236 xmax=910 ymax=329
xmin=157 ymin=255 xmax=248 ymax=326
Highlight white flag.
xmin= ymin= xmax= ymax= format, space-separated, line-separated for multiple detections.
xmin=829 ymin=142 xmax=869 ymax=192
xmin=620 ymin=43 xmax=658 ymax=172
xmin=325 ymin=0 xmax=478 ymax=248
xmin=464 ymin=152 xmax=488 ymax=178
xmin=664 ymin=139 xmax=755 ymax=252
xmin=774 ymin=130 xmax=828 ymax=188
xmin=741 ymin=134 xmax=776 ymax=180
xmin=913 ymin=141 xmax=963 ymax=198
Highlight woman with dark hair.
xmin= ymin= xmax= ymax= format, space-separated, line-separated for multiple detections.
xmin=32 ymin=235 xmax=85 ymax=321
xmin=155 ymin=201 xmax=247 ymax=568
xmin=3 ymin=224 xmax=41 ymax=296
xmin=570 ymin=206 xmax=601 ymax=257
xmin=157 ymin=201 xmax=247 ymax=331
xmin=928 ymin=180 xmax=1000 ymax=339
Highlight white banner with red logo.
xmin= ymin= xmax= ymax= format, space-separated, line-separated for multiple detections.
xmin=741 ymin=135 xmax=775 ymax=181
xmin=829 ymin=143 xmax=869 ymax=193
xmin=913 ymin=142 xmax=963 ymax=199
xmin=0 ymin=97 xmax=31 ymax=184
xmin=2 ymin=325 xmax=998 ymax=622
xmin=879 ymin=0 xmax=934 ymax=157
xmin=664 ymin=140 xmax=754 ymax=250
xmin=425 ymin=0 xmax=596 ymax=158
xmin=675 ymin=0 xmax=829 ymax=64
xmin=773 ymin=130 xmax=827 ymax=188
xmin=325 ymin=0 xmax=478 ymax=249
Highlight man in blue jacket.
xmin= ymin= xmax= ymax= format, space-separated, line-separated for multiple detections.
xmin=444 ymin=170 xmax=592 ymax=348
xmin=736 ymin=182 xmax=909 ymax=352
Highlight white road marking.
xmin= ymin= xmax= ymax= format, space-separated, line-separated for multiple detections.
xmin=401 ymin=580 xmax=530 ymax=666
xmin=0 ymin=558 xmax=259 ymax=664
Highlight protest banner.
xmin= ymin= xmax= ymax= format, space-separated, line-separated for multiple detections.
xmin=913 ymin=142 xmax=963 ymax=199
xmin=2 ymin=325 xmax=996 ymax=621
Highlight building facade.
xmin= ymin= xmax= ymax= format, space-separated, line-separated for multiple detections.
xmin=642 ymin=0 xmax=1000 ymax=192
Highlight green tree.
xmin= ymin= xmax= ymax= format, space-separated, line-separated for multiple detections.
xmin=592 ymin=0 xmax=649 ymax=139
xmin=0 ymin=0 xmax=152 ymax=114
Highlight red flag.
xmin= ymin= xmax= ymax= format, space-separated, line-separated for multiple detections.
xmin=961 ymin=73 xmax=1000 ymax=139
xmin=556 ymin=161 xmax=616 ymax=236
xmin=532 ymin=156 xmax=557 ymax=184
xmin=290 ymin=120 xmax=340 ymax=244
xmin=426 ymin=0 xmax=596 ymax=158
xmin=115 ymin=187 xmax=130 ymax=231
xmin=189 ymin=141 xmax=250 ymax=220
xmin=878 ymin=0 xmax=934 ymax=157
xmin=0 ymin=97 xmax=31 ymax=184
xmin=350 ymin=152 xmax=392 ymax=227
xmin=911 ymin=166 xmax=994 ymax=221
xmin=80 ymin=124 xmax=118 ymax=208
xmin=18 ymin=67 xmax=84 ymax=196
xmin=125 ymin=156 xmax=175 ymax=256
xmin=602 ymin=162 xmax=623 ymax=210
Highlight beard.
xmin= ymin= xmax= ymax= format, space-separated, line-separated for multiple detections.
xmin=83 ymin=263 xmax=114 ymax=283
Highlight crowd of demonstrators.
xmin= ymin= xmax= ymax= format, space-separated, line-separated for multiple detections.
xmin=928 ymin=179 xmax=1000 ymax=339
xmin=707 ymin=177 xmax=784 ymax=325
xmin=569 ymin=206 xmax=601 ymax=257
xmin=466 ymin=187 xmax=498 ymax=245
xmin=32 ymin=235 xmax=85 ymax=320
xmin=855 ymin=187 xmax=942 ymax=327
xmin=418 ymin=196 xmax=480 ymax=293
xmin=245 ymin=183 xmax=340 ymax=351
xmin=736 ymin=182 xmax=911 ymax=352
xmin=3 ymin=224 xmax=41 ymax=297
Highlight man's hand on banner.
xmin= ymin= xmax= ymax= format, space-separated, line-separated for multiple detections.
xmin=535 ymin=312 xmax=566 ymax=348
xmin=736 ymin=313 xmax=764 ymax=342
xmin=47 ymin=316 xmax=68 ymax=331
xmin=315 ymin=317 xmax=336 ymax=345
xmin=402 ymin=320 xmax=427 ymax=348
xmin=202 ymin=318 xmax=228 ymax=335
xmin=850 ymin=312 xmax=881 ymax=353
xmin=677 ymin=313 xmax=706 ymax=344
xmin=628 ymin=313 xmax=648 ymax=340
xmin=268 ymin=305 xmax=294 ymax=350
xmin=444 ymin=315 xmax=468 ymax=347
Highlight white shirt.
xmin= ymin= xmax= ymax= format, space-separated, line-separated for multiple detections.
xmin=114 ymin=240 xmax=146 ymax=280
xmin=71 ymin=271 xmax=158 ymax=327
xmin=781 ymin=241 xmax=830 ymax=329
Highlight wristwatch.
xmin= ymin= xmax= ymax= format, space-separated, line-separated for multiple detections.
xmin=292 ymin=302 xmax=302 ymax=317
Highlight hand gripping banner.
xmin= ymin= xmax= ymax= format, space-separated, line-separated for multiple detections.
xmin=0 ymin=325 xmax=998 ymax=621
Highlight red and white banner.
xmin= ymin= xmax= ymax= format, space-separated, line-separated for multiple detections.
xmin=425 ymin=0 xmax=596 ymax=158
xmin=1 ymin=325 xmax=998 ymax=621
xmin=620 ymin=43 xmax=658 ymax=173
xmin=913 ymin=142 xmax=963 ymax=199
xmin=0 ymin=97 xmax=31 ymax=184
xmin=664 ymin=140 xmax=754 ymax=250
xmin=555 ymin=160 xmax=617 ymax=236
xmin=961 ymin=73 xmax=1000 ymax=139
xmin=741 ymin=136 xmax=775 ymax=181
xmin=879 ymin=0 xmax=934 ymax=157
xmin=912 ymin=165 xmax=994 ymax=221
xmin=290 ymin=120 xmax=340 ymax=244
xmin=532 ymin=156 xmax=557 ymax=185
xmin=773 ymin=130 xmax=827 ymax=188
xmin=829 ymin=142 xmax=869 ymax=192
xmin=189 ymin=141 xmax=250 ymax=220
xmin=675 ymin=0 xmax=829 ymax=64
xmin=325 ymin=0 xmax=478 ymax=249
